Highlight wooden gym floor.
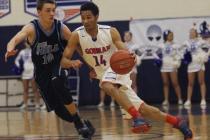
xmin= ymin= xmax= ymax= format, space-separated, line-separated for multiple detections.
xmin=0 ymin=104 xmax=209 ymax=140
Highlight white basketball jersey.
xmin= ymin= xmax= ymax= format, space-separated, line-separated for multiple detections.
xmin=76 ymin=24 xmax=117 ymax=79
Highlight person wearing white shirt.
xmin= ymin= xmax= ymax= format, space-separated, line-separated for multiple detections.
xmin=15 ymin=41 xmax=41 ymax=109
xmin=183 ymin=28 xmax=208 ymax=107
xmin=158 ymin=30 xmax=183 ymax=106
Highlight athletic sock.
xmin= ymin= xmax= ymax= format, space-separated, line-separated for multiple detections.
xmin=127 ymin=106 xmax=141 ymax=119
xmin=166 ymin=114 xmax=178 ymax=125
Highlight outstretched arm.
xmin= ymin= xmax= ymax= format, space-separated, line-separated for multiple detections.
xmin=61 ymin=31 xmax=82 ymax=69
xmin=5 ymin=24 xmax=34 ymax=61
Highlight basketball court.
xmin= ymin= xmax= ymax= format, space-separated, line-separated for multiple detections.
xmin=0 ymin=105 xmax=209 ymax=140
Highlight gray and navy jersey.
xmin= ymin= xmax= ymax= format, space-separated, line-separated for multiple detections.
xmin=30 ymin=19 xmax=66 ymax=79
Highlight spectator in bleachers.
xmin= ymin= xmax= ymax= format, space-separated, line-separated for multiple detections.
xmin=15 ymin=41 xmax=41 ymax=109
xmin=158 ymin=30 xmax=183 ymax=106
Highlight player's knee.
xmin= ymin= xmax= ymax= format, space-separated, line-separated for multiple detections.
xmin=62 ymin=96 xmax=74 ymax=105
xmin=51 ymin=76 xmax=65 ymax=87
xmin=104 ymin=87 xmax=116 ymax=97
xmin=101 ymin=82 xmax=117 ymax=97
xmin=51 ymin=77 xmax=74 ymax=105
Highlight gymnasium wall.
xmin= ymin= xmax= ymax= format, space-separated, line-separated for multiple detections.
xmin=0 ymin=0 xmax=210 ymax=26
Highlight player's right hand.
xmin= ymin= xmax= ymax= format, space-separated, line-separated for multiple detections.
xmin=70 ymin=60 xmax=83 ymax=69
xmin=5 ymin=49 xmax=18 ymax=62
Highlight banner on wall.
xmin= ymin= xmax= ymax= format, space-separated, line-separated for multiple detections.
xmin=0 ymin=0 xmax=10 ymax=18
xmin=24 ymin=0 xmax=91 ymax=22
xmin=130 ymin=16 xmax=210 ymax=59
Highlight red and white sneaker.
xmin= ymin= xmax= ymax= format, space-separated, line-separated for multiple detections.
xmin=131 ymin=117 xmax=151 ymax=133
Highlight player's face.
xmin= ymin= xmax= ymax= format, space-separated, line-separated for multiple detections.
xmin=189 ymin=29 xmax=197 ymax=39
xmin=81 ymin=10 xmax=98 ymax=31
xmin=167 ymin=32 xmax=173 ymax=42
xmin=37 ymin=3 xmax=56 ymax=24
xmin=124 ymin=32 xmax=132 ymax=42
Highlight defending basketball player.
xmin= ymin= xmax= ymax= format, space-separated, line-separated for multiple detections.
xmin=61 ymin=2 xmax=193 ymax=139
xmin=5 ymin=0 xmax=94 ymax=139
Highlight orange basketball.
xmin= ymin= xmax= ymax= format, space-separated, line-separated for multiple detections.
xmin=110 ymin=50 xmax=135 ymax=75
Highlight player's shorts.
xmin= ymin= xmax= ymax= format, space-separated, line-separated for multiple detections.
xmin=35 ymin=77 xmax=57 ymax=111
xmin=35 ymin=69 xmax=73 ymax=112
xmin=100 ymin=67 xmax=144 ymax=110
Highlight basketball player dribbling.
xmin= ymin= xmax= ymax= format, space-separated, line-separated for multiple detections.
xmin=61 ymin=2 xmax=193 ymax=139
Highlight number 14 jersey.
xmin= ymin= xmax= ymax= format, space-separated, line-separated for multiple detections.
xmin=76 ymin=24 xmax=117 ymax=80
